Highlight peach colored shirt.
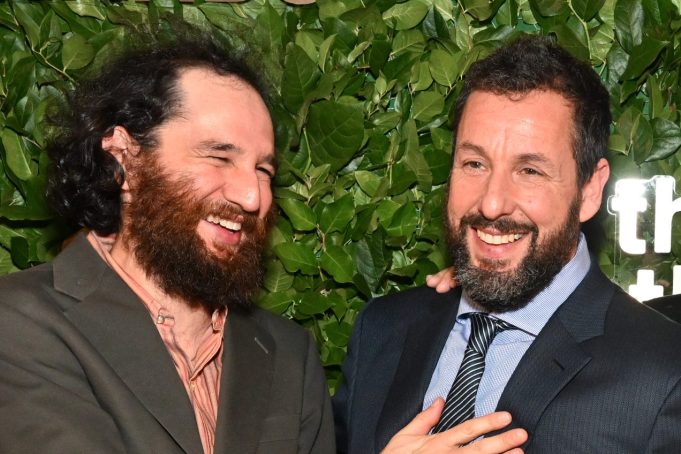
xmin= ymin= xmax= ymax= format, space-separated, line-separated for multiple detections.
xmin=87 ymin=233 xmax=226 ymax=454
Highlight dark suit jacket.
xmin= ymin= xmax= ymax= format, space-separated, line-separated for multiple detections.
xmin=334 ymin=264 xmax=681 ymax=453
xmin=0 ymin=234 xmax=334 ymax=454
xmin=646 ymin=294 xmax=681 ymax=323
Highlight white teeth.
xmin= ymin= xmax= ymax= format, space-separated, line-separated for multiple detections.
xmin=476 ymin=229 xmax=522 ymax=245
xmin=219 ymin=219 xmax=241 ymax=231
xmin=206 ymin=215 xmax=242 ymax=231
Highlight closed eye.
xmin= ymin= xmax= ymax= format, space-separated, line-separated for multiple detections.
xmin=257 ymin=166 xmax=275 ymax=179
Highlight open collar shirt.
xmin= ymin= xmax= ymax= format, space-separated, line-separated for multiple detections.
xmin=423 ymin=234 xmax=591 ymax=416
xmin=87 ymin=232 xmax=227 ymax=454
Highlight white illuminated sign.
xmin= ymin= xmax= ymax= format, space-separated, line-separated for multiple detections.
xmin=609 ymin=175 xmax=681 ymax=301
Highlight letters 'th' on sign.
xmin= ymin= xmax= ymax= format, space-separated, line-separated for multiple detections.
xmin=609 ymin=176 xmax=681 ymax=301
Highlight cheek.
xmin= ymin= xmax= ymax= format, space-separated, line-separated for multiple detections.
xmin=259 ymin=181 xmax=273 ymax=217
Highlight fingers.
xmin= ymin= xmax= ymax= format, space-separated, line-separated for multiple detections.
xmin=394 ymin=398 xmax=445 ymax=436
xmin=466 ymin=428 xmax=527 ymax=453
xmin=426 ymin=267 xmax=458 ymax=293
xmin=438 ymin=412 xmax=515 ymax=446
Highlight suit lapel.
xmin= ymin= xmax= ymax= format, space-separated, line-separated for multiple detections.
xmin=213 ymin=310 xmax=275 ymax=454
xmin=56 ymin=235 xmax=203 ymax=453
xmin=375 ymin=288 xmax=462 ymax=450
xmin=495 ymin=264 xmax=614 ymax=444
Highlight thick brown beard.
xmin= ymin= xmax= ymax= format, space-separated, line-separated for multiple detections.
xmin=122 ymin=154 xmax=275 ymax=313
xmin=444 ymin=195 xmax=582 ymax=313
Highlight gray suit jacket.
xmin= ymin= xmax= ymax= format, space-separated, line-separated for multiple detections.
xmin=0 ymin=234 xmax=334 ymax=454
xmin=334 ymin=263 xmax=681 ymax=453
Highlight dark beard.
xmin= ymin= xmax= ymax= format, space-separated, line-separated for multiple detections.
xmin=444 ymin=197 xmax=581 ymax=312
xmin=123 ymin=155 xmax=274 ymax=313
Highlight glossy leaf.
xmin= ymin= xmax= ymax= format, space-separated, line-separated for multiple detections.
xmin=274 ymin=243 xmax=318 ymax=275
xmin=1 ymin=129 xmax=32 ymax=181
xmin=620 ymin=38 xmax=666 ymax=81
xmin=320 ymin=245 xmax=354 ymax=283
xmin=319 ymin=194 xmax=355 ymax=234
xmin=278 ymin=198 xmax=317 ymax=232
xmin=62 ymin=33 xmax=95 ymax=70
xmin=645 ymin=118 xmax=681 ymax=162
xmin=307 ymin=101 xmax=364 ymax=172
xmin=382 ymin=0 xmax=429 ymax=31
xmin=614 ymin=0 xmax=643 ymax=52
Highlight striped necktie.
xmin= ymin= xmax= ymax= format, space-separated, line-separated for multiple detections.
xmin=432 ymin=312 xmax=514 ymax=433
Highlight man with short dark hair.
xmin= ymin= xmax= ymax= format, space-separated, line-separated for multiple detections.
xmin=334 ymin=36 xmax=681 ymax=453
xmin=0 ymin=33 xmax=335 ymax=453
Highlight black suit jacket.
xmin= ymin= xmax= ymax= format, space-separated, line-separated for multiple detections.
xmin=334 ymin=264 xmax=681 ymax=453
xmin=646 ymin=294 xmax=681 ymax=323
xmin=0 ymin=234 xmax=335 ymax=453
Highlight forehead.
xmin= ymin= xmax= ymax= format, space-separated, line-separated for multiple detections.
xmin=456 ymin=90 xmax=575 ymax=159
xmin=159 ymin=68 xmax=274 ymax=159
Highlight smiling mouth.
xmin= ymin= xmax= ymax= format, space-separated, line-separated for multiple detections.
xmin=206 ymin=214 xmax=242 ymax=232
xmin=476 ymin=229 xmax=524 ymax=245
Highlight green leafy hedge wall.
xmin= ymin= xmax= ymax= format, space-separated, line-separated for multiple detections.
xmin=2 ymin=0 xmax=681 ymax=390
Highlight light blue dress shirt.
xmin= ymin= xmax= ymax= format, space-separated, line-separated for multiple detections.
xmin=422 ymin=234 xmax=591 ymax=416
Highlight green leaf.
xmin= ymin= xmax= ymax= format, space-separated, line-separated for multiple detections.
xmin=620 ymin=38 xmax=667 ymax=80
xmin=0 ymin=247 xmax=19 ymax=275
xmin=632 ymin=114 xmax=653 ymax=164
xmin=258 ymin=291 xmax=294 ymax=315
xmin=307 ymin=101 xmax=364 ymax=172
xmin=355 ymin=170 xmax=383 ymax=197
xmin=278 ymin=198 xmax=317 ymax=231
xmin=1 ymin=129 xmax=32 ymax=181
xmin=65 ymin=1 xmax=106 ymax=20
xmin=463 ymin=0 xmax=505 ymax=21
xmin=12 ymin=2 xmax=42 ymax=49
xmin=274 ymin=243 xmax=318 ymax=275
xmin=254 ymin=2 xmax=283 ymax=54
xmin=645 ymin=118 xmax=681 ymax=162
xmin=571 ymin=0 xmax=606 ymax=21
xmin=429 ymin=49 xmax=461 ymax=88
xmin=263 ymin=261 xmax=294 ymax=293
xmin=282 ymin=44 xmax=320 ymax=114
xmin=323 ymin=321 xmax=352 ymax=347
xmin=614 ymin=0 xmax=644 ymax=53
xmin=530 ymin=0 xmax=569 ymax=16
xmin=61 ymin=33 xmax=95 ymax=70
xmin=320 ymin=245 xmax=354 ymax=283
xmin=295 ymin=291 xmax=338 ymax=317
xmin=412 ymin=91 xmax=445 ymax=122
xmin=319 ymin=194 xmax=355 ymax=233
xmin=406 ymin=146 xmax=433 ymax=192
xmin=351 ymin=233 xmax=387 ymax=291
xmin=385 ymin=202 xmax=419 ymax=238
xmin=551 ymin=24 xmax=590 ymax=62
xmin=382 ymin=0 xmax=429 ymax=30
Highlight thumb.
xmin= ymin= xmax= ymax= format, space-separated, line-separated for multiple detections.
xmin=397 ymin=398 xmax=444 ymax=435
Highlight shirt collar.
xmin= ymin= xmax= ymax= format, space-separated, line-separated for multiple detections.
xmin=458 ymin=233 xmax=591 ymax=336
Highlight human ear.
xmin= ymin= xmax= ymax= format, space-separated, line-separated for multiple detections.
xmin=101 ymin=126 xmax=140 ymax=190
xmin=579 ymin=158 xmax=610 ymax=222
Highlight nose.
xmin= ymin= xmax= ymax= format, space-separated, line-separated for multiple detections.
xmin=478 ymin=170 xmax=516 ymax=220
xmin=224 ymin=168 xmax=262 ymax=214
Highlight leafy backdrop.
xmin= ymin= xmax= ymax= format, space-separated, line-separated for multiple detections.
xmin=1 ymin=0 xmax=681 ymax=391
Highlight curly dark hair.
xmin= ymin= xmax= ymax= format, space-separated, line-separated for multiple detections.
xmin=46 ymin=30 xmax=269 ymax=235
xmin=452 ymin=35 xmax=611 ymax=187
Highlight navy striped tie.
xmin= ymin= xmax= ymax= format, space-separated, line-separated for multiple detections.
xmin=433 ymin=313 xmax=514 ymax=433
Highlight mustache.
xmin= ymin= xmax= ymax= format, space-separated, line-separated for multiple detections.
xmin=459 ymin=213 xmax=538 ymax=235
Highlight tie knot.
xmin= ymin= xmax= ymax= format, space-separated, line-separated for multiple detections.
xmin=466 ymin=313 xmax=514 ymax=355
